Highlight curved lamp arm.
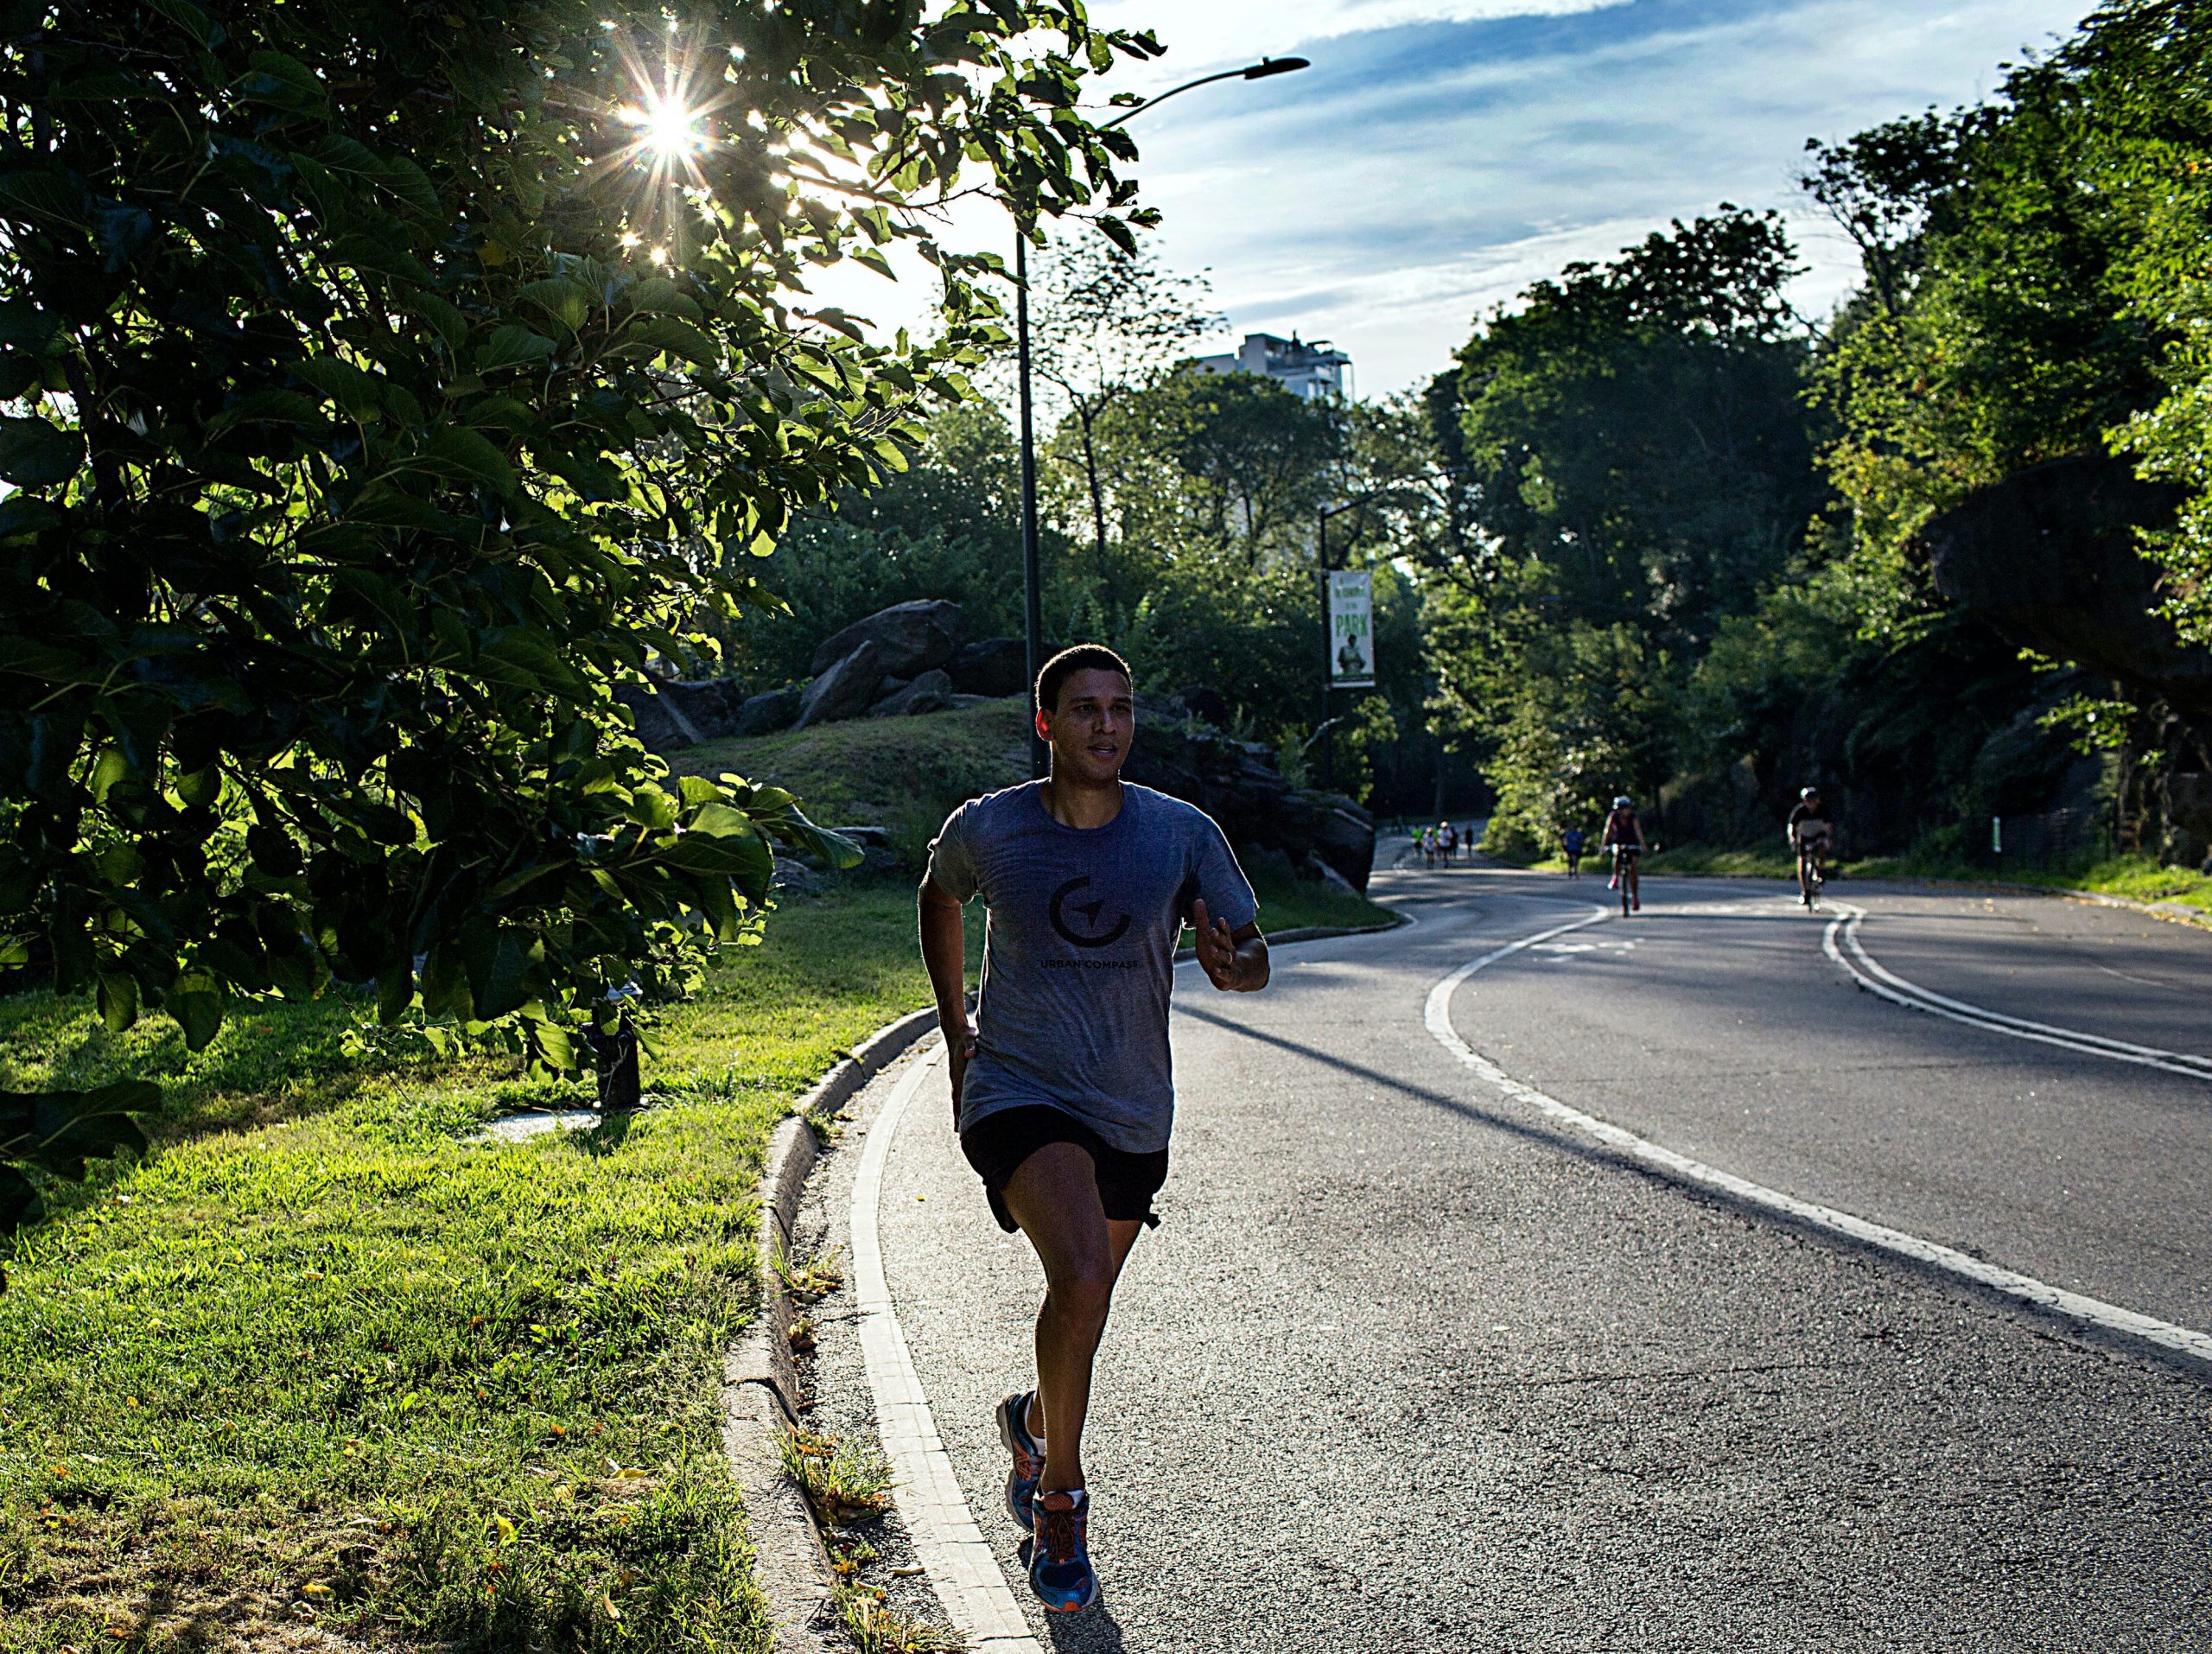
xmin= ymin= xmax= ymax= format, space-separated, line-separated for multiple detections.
xmin=1102 ymin=57 xmax=1310 ymax=129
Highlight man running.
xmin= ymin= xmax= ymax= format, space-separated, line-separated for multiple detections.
xmin=1787 ymin=786 xmax=1834 ymax=904
xmin=917 ymin=645 xmax=1270 ymax=1613
xmin=1561 ymin=824 xmax=1587 ymax=878
xmin=1600 ymin=794 xmax=1643 ymax=913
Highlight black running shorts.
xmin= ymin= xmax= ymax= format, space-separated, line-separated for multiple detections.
xmin=959 ymin=1105 xmax=1169 ymax=1234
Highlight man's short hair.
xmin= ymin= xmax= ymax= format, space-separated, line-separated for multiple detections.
xmin=1036 ymin=644 xmax=1132 ymax=716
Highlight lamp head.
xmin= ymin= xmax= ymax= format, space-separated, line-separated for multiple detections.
xmin=1243 ymin=56 xmax=1310 ymax=79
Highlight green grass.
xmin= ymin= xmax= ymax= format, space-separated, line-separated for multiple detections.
xmin=1241 ymin=867 xmax=1395 ymax=934
xmin=1843 ymin=848 xmax=2212 ymax=914
xmin=673 ymin=698 xmax=1033 ymax=868
xmin=0 ymin=882 xmax=979 ymax=1654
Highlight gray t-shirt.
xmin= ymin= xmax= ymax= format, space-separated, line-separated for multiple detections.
xmin=925 ymin=780 xmax=1258 ymax=1154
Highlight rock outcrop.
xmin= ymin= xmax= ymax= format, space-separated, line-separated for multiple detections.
xmin=950 ymin=636 xmax=1029 ymax=699
xmin=870 ymin=669 xmax=956 ymax=719
xmin=794 ymin=640 xmax=890 ymax=730
xmin=731 ymin=684 xmax=800 ymax=738
xmin=1921 ymin=455 xmax=2212 ymax=733
xmin=614 ymin=677 xmax=752 ymax=750
xmin=1122 ymin=698 xmax=1376 ymax=891
xmin=809 ymin=599 xmax=965 ymax=680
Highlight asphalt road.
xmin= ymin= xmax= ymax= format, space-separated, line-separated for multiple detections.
xmin=857 ymin=865 xmax=2212 ymax=1651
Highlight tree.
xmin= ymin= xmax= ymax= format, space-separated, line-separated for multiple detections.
xmin=1445 ymin=207 xmax=1822 ymax=645
xmin=1798 ymin=111 xmax=1976 ymax=320
xmin=1024 ymin=235 xmax=1218 ymax=573
xmin=1425 ymin=207 xmax=1827 ymax=845
xmin=1096 ymin=368 xmax=1346 ymax=562
xmin=0 ymin=0 xmax=1158 ymax=1220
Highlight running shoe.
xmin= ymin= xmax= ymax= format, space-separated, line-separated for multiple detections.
xmin=995 ymin=1390 xmax=1044 ymax=1532
xmin=1026 ymin=1487 xmax=1100 ymax=1613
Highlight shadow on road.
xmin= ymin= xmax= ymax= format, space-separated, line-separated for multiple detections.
xmin=1048 ymin=1603 xmax=1129 ymax=1651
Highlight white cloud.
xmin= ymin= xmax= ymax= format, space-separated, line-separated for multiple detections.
xmin=1088 ymin=0 xmax=1627 ymax=76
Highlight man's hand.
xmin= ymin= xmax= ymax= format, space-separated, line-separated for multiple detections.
xmin=947 ymin=1019 xmax=977 ymax=1125
xmin=1192 ymin=899 xmax=1267 ymax=992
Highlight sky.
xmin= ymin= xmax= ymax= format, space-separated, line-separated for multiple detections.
xmin=810 ymin=0 xmax=2097 ymax=398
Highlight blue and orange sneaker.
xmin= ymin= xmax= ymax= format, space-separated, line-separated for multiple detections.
xmin=1026 ymin=1487 xmax=1100 ymax=1613
xmin=995 ymin=1390 xmax=1044 ymax=1532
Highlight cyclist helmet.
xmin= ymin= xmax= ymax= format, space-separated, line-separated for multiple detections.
xmin=1611 ymin=795 xmax=1631 ymax=808
xmin=1800 ymin=786 xmax=1820 ymax=799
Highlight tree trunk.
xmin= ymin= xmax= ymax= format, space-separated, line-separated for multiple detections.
xmin=1078 ymin=402 xmax=1109 ymax=577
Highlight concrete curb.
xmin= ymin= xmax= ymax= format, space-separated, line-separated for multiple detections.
xmin=723 ymin=1003 xmax=942 ymax=1653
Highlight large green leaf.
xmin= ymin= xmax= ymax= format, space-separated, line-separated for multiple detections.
xmin=461 ymin=926 xmax=537 ymax=1021
xmin=476 ymin=325 xmax=557 ymax=373
xmin=0 ymin=1081 xmax=156 ymax=1182
xmin=0 ymin=416 xmax=83 ymax=487
xmin=165 ymin=972 xmax=227 ymax=1051
xmin=420 ymin=425 xmax=517 ymax=493
xmin=0 ymin=171 xmax=87 ymax=229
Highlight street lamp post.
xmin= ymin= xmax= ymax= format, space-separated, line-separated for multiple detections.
xmin=1016 ymin=55 xmax=1311 ymax=778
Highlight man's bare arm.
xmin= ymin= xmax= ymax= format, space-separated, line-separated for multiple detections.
xmin=918 ymin=876 xmax=975 ymax=1121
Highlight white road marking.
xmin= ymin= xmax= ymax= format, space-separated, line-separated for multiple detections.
xmin=851 ymin=1045 xmax=1042 ymax=1653
xmin=1823 ymin=902 xmax=2212 ymax=1082
xmin=1425 ymin=908 xmax=2212 ymax=1368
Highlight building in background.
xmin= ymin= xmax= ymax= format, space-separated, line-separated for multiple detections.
xmin=1195 ymin=333 xmax=1352 ymax=401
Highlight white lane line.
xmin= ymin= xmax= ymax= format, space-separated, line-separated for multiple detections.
xmin=1424 ymin=913 xmax=2212 ymax=1368
xmin=1822 ymin=902 xmax=2212 ymax=1082
xmin=851 ymin=1045 xmax=1042 ymax=1654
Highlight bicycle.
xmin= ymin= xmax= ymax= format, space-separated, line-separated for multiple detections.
xmin=1611 ymin=845 xmax=1640 ymax=917
xmin=1796 ymin=837 xmax=1827 ymax=907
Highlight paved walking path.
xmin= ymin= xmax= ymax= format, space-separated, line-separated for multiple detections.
xmin=843 ymin=865 xmax=2212 ymax=1651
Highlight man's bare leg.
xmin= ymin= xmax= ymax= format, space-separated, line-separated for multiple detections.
xmin=1001 ymin=1142 xmax=1144 ymax=1495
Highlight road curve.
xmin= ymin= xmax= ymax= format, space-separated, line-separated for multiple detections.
xmin=864 ymin=865 xmax=2212 ymax=1651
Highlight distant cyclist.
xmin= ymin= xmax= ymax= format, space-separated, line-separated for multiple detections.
xmin=1560 ymin=824 xmax=1587 ymax=878
xmin=1600 ymin=795 xmax=1643 ymax=913
xmin=1788 ymin=786 xmax=1834 ymax=906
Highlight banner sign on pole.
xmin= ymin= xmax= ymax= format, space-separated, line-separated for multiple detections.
xmin=1328 ymin=569 xmax=1375 ymax=689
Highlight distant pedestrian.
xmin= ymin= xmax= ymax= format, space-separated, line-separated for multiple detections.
xmin=1440 ymin=821 xmax=1459 ymax=865
xmin=1420 ymin=826 xmax=1435 ymax=869
xmin=1561 ymin=824 xmax=1586 ymax=877
xmin=918 ymin=645 xmax=1272 ymax=1613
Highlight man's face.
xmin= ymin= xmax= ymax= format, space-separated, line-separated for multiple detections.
xmin=1039 ymin=668 xmax=1134 ymax=785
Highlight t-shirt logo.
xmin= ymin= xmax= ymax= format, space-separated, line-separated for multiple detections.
xmin=1048 ymin=875 xmax=1132 ymax=949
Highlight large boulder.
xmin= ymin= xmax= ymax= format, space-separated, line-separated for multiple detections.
xmin=949 ymin=636 xmax=1029 ymax=699
xmin=732 ymin=684 xmax=800 ymax=738
xmin=870 ymin=668 xmax=956 ymax=719
xmin=809 ymin=600 xmax=965 ymax=680
xmin=614 ymin=682 xmax=694 ymax=751
xmin=615 ymin=677 xmax=752 ymax=750
xmin=1921 ymin=455 xmax=2212 ymax=735
xmin=794 ymin=640 xmax=889 ymax=729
